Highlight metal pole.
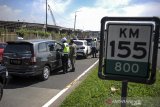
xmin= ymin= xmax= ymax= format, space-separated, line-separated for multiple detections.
xmin=73 ymin=12 xmax=77 ymax=33
xmin=45 ymin=0 xmax=48 ymax=32
xmin=121 ymin=80 xmax=128 ymax=107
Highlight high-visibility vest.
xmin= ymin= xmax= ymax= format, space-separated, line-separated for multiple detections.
xmin=63 ymin=43 xmax=70 ymax=53
xmin=91 ymin=41 xmax=97 ymax=48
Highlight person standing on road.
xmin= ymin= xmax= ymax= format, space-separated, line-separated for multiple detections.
xmin=69 ymin=39 xmax=77 ymax=72
xmin=91 ymin=39 xmax=97 ymax=58
xmin=61 ymin=37 xmax=70 ymax=73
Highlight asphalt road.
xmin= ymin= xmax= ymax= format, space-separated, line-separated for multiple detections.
xmin=0 ymin=56 xmax=99 ymax=107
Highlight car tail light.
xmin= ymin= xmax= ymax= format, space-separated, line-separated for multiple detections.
xmin=0 ymin=53 xmax=3 ymax=62
xmin=80 ymin=47 xmax=85 ymax=49
xmin=30 ymin=54 xmax=36 ymax=64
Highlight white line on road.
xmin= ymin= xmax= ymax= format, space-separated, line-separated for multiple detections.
xmin=42 ymin=59 xmax=99 ymax=107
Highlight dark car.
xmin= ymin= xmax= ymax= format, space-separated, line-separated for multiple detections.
xmin=0 ymin=42 xmax=7 ymax=63
xmin=0 ymin=65 xmax=8 ymax=101
xmin=2 ymin=39 xmax=63 ymax=80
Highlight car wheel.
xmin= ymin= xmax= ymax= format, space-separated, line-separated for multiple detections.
xmin=40 ymin=66 xmax=50 ymax=81
xmin=0 ymin=82 xmax=3 ymax=101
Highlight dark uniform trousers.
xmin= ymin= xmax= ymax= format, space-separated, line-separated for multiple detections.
xmin=62 ymin=54 xmax=69 ymax=73
xmin=92 ymin=47 xmax=97 ymax=58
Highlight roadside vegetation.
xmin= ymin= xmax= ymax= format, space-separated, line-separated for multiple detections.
xmin=16 ymin=28 xmax=51 ymax=37
xmin=61 ymin=67 xmax=160 ymax=107
xmin=0 ymin=28 xmax=77 ymax=42
xmin=16 ymin=28 xmax=65 ymax=40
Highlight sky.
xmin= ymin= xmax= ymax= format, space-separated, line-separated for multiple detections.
xmin=0 ymin=0 xmax=160 ymax=31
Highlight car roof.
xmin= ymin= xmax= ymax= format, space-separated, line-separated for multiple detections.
xmin=84 ymin=38 xmax=92 ymax=40
xmin=7 ymin=39 xmax=56 ymax=44
xmin=0 ymin=42 xmax=7 ymax=44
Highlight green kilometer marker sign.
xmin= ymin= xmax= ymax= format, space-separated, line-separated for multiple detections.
xmin=105 ymin=23 xmax=153 ymax=78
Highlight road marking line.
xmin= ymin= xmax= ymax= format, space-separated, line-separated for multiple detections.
xmin=42 ymin=59 xmax=99 ymax=107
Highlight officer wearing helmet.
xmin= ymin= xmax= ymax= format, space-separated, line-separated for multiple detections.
xmin=61 ymin=37 xmax=70 ymax=73
xmin=69 ymin=39 xmax=77 ymax=72
xmin=91 ymin=38 xmax=97 ymax=58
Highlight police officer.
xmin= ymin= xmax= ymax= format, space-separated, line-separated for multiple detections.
xmin=61 ymin=37 xmax=70 ymax=73
xmin=69 ymin=39 xmax=77 ymax=72
xmin=91 ymin=39 xmax=97 ymax=58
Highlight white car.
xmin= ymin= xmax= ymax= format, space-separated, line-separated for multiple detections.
xmin=73 ymin=40 xmax=91 ymax=58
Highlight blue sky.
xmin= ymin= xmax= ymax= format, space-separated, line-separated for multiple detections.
xmin=0 ymin=0 xmax=160 ymax=31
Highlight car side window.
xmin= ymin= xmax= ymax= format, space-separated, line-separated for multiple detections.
xmin=55 ymin=43 xmax=62 ymax=51
xmin=38 ymin=42 xmax=47 ymax=52
xmin=48 ymin=42 xmax=55 ymax=52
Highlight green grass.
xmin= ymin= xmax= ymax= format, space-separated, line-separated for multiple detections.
xmin=61 ymin=67 xmax=160 ymax=107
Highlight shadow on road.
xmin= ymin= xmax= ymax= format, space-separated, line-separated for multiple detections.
xmin=5 ymin=76 xmax=41 ymax=89
xmin=76 ymin=55 xmax=93 ymax=60
xmin=5 ymin=68 xmax=64 ymax=89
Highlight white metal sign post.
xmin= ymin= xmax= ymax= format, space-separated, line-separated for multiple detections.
xmin=98 ymin=17 xmax=160 ymax=107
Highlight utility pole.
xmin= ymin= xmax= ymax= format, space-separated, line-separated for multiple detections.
xmin=45 ymin=0 xmax=47 ymax=32
xmin=73 ymin=11 xmax=80 ymax=36
xmin=73 ymin=12 xmax=77 ymax=32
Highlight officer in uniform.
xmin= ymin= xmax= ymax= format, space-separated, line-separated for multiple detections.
xmin=61 ymin=37 xmax=70 ymax=73
xmin=91 ymin=39 xmax=97 ymax=58
xmin=69 ymin=39 xmax=77 ymax=72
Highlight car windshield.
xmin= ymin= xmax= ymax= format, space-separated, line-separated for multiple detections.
xmin=84 ymin=39 xmax=92 ymax=46
xmin=5 ymin=43 xmax=32 ymax=54
xmin=85 ymin=39 xmax=92 ymax=42
xmin=74 ymin=41 xmax=83 ymax=45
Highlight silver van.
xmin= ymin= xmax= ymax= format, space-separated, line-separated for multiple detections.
xmin=2 ymin=39 xmax=63 ymax=80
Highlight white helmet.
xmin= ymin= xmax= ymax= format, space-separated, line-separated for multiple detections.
xmin=61 ymin=37 xmax=67 ymax=42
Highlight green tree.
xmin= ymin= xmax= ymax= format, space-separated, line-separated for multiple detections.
xmin=37 ymin=31 xmax=51 ymax=38
xmin=16 ymin=28 xmax=51 ymax=38
xmin=16 ymin=28 xmax=28 ymax=37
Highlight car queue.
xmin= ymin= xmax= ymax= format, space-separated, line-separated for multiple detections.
xmin=0 ymin=37 xmax=99 ymax=101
